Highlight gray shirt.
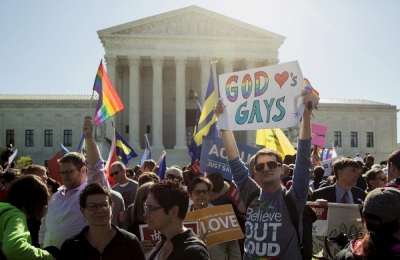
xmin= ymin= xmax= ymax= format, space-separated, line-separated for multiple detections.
xmin=110 ymin=189 xmax=125 ymax=227
xmin=112 ymin=179 xmax=138 ymax=207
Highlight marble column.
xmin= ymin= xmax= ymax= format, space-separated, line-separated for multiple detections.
xmin=127 ymin=55 xmax=141 ymax=148
xmin=199 ymin=57 xmax=211 ymax=103
xmin=222 ymin=58 xmax=235 ymax=73
xmin=151 ymin=56 xmax=164 ymax=149
xmin=174 ymin=57 xmax=187 ymax=149
xmin=245 ymin=58 xmax=258 ymax=147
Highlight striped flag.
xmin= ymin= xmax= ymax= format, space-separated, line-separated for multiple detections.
xmin=140 ymin=135 xmax=152 ymax=166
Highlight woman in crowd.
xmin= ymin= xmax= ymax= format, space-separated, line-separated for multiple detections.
xmin=335 ymin=187 xmax=400 ymax=259
xmin=363 ymin=168 xmax=387 ymax=193
xmin=0 ymin=175 xmax=53 ymax=259
xmin=59 ymin=183 xmax=145 ymax=260
xmin=123 ymin=182 xmax=154 ymax=254
xmin=188 ymin=177 xmax=242 ymax=260
xmin=145 ymin=180 xmax=210 ymax=260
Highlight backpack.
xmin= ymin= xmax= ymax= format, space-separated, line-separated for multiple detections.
xmin=246 ymin=188 xmax=317 ymax=260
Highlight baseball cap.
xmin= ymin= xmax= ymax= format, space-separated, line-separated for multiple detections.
xmin=165 ymin=166 xmax=183 ymax=178
xmin=6 ymin=144 xmax=12 ymax=148
xmin=363 ymin=188 xmax=400 ymax=232
xmin=356 ymin=153 xmax=360 ymax=156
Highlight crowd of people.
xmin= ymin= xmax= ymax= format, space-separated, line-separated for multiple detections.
xmin=0 ymin=90 xmax=400 ymax=259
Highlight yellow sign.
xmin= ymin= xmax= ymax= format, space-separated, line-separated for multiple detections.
xmin=184 ymin=204 xmax=244 ymax=246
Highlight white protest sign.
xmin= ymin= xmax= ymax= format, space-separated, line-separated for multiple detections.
xmin=217 ymin=61 xmax=305 ymax=130
xmin=8 ymin=149 xmax=18 ymax=164
xmin=320 ymin=156 xmax=343 ymax=177
xmin=308 ymin=203 xmax=329 ymax=236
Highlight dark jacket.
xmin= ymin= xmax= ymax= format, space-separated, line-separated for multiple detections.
xmin=311 ymin=185 xmax=366 ymax=203
xmin=59 ymin=225 xmax=145 ymax=260
xmin=148 ymin=229 xmax=210 ymax=260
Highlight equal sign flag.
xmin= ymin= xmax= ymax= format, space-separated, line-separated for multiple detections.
xmin=188 ymin=68 xmax=218 ymax=164
xmin=93 ymin=61 xmax=124 ymax=126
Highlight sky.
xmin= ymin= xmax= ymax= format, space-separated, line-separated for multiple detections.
xmin=1 ymin=0 xmax=399 ymax=141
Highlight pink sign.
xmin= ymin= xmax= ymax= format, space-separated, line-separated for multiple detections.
xmin=311 ymin=123 xmax=327 ymax=148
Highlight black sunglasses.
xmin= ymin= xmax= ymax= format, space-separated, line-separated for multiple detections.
xmin=255 ymin=161 xmax=281 ymax=172
xmin=110 ymin=170 xmax=120 ymax=177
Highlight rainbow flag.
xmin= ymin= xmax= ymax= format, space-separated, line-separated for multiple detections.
xmin=304 ymin=78 xmax=320 ymax=101
xmin=93 ymin=61 xmax=124 ymax=126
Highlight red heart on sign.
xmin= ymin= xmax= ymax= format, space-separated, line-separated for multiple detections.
xmin=274 ymin=71 xmax=289 ymax=88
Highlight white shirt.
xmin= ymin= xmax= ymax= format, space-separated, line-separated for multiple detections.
xmin=39 ymin=159 xmax=109 ymax=249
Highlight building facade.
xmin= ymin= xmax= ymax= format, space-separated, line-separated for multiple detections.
xmin=0 ymin=6 xmax=398 ymax=167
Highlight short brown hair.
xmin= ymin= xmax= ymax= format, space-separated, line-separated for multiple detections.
xmin=142 ymin=159 xmax=156 ymax=171
xmin=363 ymin=168 xmax=384 ymax=188
xmin=58 ymin=152 xmax=85 ymax=169
xmin=206 ymin=172 xmax=224 ymax=193
xmin=388 ymin=150 xmax=400 ymax=172
xmin=24 ymin=164 xmax=47 ymax=175
xmin=7 ymin=175 xmax=49 ymax=218
xmin=149 ymin=180 xmax=189 ymax=220
xmin=138 ymin=172 xmax=160 ymax=187
xmin=332 ymin=158 xmax=359 ymax=180
xmin=111 ymin=161 xmax=125 ymax=171
xmin=254 ymin=148 xmax=282 ymax=165
xmin=188 ymin=177 xmax=213 ymax=195
xmin=79 ymin=183 xmax=112 ymax=208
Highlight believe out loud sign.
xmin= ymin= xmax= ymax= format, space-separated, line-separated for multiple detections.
xmin=217 ymin=61 xmax=305 ymax=131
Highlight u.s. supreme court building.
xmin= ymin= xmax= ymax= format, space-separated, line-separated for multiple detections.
xmin=0 ymin=6 xmax=398 ymax=167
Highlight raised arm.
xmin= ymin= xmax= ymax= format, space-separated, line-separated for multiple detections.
xmin=83 ymin=116 xmax=101 ymax=165
xmin=292 ymin=90 xmax=319 ymax=200
xmin=83 ymin=116 xmax=109 ymax=188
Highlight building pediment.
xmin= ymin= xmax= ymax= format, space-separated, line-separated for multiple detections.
xmin=98 ymin=6 xmax=285 ymax=42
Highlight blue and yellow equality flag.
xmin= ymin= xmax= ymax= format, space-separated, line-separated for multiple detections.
xmin=188 ymin=68 xmax=218 ymax=164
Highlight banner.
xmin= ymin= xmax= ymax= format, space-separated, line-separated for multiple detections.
xmin=184 ymin=204 xmax=244 ymax=246
xmin=311 ymin=203 xmax=361 ymax=259
xmin=217 ymin=61 xmax=305 ymax=130
xmin=200 ymin=136 xmax=259 ymax=180
xmin=139 ymin=221 xmax=199 ymax=247
xmin=309 ymin=204 xmax=329 ymax=236
xmin=320 ymin=156 xmax=343 ymax=177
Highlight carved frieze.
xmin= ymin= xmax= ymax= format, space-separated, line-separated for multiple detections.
xmin=111 ymin=13 xmax=268 ymax=39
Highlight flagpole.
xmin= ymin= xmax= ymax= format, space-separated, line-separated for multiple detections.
xmin=153 ymin=151 xmax=166 ymax=172
xmin=89 ymin=59 xmax=102 ymax=116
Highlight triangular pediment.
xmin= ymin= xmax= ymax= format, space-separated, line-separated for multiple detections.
xmin=98 ymin=6 xmax=285 ymax=41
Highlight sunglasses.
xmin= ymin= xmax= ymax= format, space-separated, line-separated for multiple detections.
xmin=255 ymin=161 xmax=281 ymax=172
xmin=110 ymin=171 xmax=120 ymax=177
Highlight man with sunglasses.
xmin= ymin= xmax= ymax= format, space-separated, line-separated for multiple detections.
xmin=39 ymin=116 xmax=109 ymax=250
xmin=214 ymin=90 xmax=317 ymax=259
xmin=110 ymin=161 xmax=138 ymax=207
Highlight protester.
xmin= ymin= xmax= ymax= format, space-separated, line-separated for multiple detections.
xmin=59 ymin=183 xmax=145 ymax=260
xmin=0 ymin=175 xmax=53 ymax=259
xmin=110 ymin=189 xmax=125 ymax=228
xmin=46 ymin=177 xmax=61 ymax=196
xmin=138 ymin=172 xmax=160 ymax=186
xmin=125 ymin=168 xmax=135 ymax=180
xmin=110 ymin=161 xmax=138 ymax=206
xmin=141 ymin=159 xmax=156 ymax=173
xmin=145 ymin=180 xmax=210 ymax=260
xmin=124 ymin=182 xmax=154 ymax=254
xmin=363 ymin=168 xmax=387 ymax=193
xmin=214 ymin=89 xmax=317 ymax=259
xmin=1 ymin=168 xmax=20 ymax=190
xmin=312 ymin=158 xmax=366 ymax=204
xmin=1 ymin=144 xmax=14 ymax=169
xmin=134 ymin=165 xmax=142 ymax=180
xmin=312 ymin=166 xmax=325 ymax=190
xmin=24 ymin=164 xmax=48 ymax=184
xmin=387 ymin=150 xmax=400 ymax=183
xmin=39 ymin=116 xmax=109 ymax=250
xmin=334 ymin=187 xmax=400 ymax=259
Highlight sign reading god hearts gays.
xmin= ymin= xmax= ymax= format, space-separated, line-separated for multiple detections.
xmin=217 ymin=61 xmax=305 ymax=131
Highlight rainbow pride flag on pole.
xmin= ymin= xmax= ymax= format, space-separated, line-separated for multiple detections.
xmin=93 ymin=61 xmax=124 ymax=126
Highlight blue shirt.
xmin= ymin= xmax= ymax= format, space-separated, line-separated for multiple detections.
xmin=334 ymin=183 xmax=354 ymax=204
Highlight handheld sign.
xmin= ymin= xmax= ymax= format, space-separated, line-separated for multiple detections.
xmin=184 ymin=204 xmax=243 ymax=246
xmin=311 ymin=123 xmax=327 ymax=148
xmin=217 ymin=61 xmax=305 ymax=130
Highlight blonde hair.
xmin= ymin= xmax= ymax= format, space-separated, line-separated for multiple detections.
xmin=221 ymin=181 xmax=230 ymax=194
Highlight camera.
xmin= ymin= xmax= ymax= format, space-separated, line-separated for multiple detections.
xmin=328 ymin=231 xmax=352 ymax=250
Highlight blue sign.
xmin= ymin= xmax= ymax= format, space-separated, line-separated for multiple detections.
xmin=200 ymin=136 xmax=259 ymax=180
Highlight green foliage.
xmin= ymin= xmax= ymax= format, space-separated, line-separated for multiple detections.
xmin=14 ymin=156 xmax=32 ymax=169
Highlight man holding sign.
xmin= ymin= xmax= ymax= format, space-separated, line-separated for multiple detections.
xmin=215 ymin=89 xmax=317 ymax=259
